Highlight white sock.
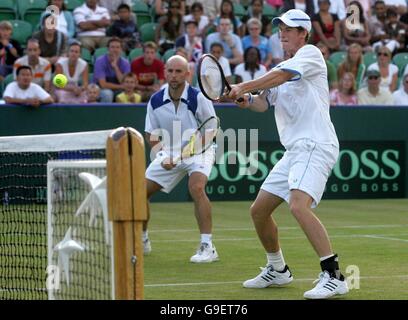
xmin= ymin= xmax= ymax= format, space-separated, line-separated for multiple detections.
xmin=201 ymin=234 xmax=212 ymax=246
xmin=143 ymin=230 xmax=149 ymax=241
xmin=267 ymin=249 xmax=286 ymax=271
xmin=319 ymin=254 xmax=335 ymax=261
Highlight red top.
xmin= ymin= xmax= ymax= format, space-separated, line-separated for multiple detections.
xmin=131 ymin=57 xmax=165 ymax=86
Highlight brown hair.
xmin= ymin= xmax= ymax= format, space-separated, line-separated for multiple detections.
xmin=339 ymin=72 xmax=356 ymax=95
xmin=143 ymin=41 xmax=158 ymax=51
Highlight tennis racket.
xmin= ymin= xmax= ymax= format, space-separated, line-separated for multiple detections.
xmin=172 ymin=116 xmax=220 ymax=163
xmin=197 ymin=54 xmax=243 ymax=102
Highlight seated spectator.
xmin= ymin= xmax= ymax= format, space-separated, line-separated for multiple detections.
xmin=312 ymin=0 xmax=346 ymax=20
xmin=86 ymin=83 xmax=101 ymax=103
xmin=338 ymin=43 xmax=366 ymax=90
xmin=367 ymin=46 xmax=398 ymax=92
xmin=209 ymin=42 xmax=232 ymax=83
xmin=175 ymin=21 xmax=204 ymax=65
xmin=242 ymin=0 xmax=273 ymax=37
xmin=3 ymin=66 xmax=53 ymax=107
xmin=184 ymin=2 xmax=210 ymax=37
xmin=213 ymin=0 xmax=244 ymax=37
xmin=330 ymin=72 xmax=358 ymax=105
xmin=357 ymin=69 xmax=394 ymax=104
xmin=99 ymin=0 xmax=134 ymax=21
xmin=108 ymin=3 xmax=140 ymax=54
xmin=73 ymin=0 xmax=111 ymax=52
xmin=317 ymin=41 xmax=338 ymax=89
xmin=384 ymin=8 xmax=406 ymax=54
xmin=0 ymin=21 xmax=23 ymax=81
xmin=267 ymin=0 xmax=283 ymax=9
xmin=234 ymin=47 xmax=267 ymax=85
xmin=393 ymin=74 xmax=408 ymax=105
xmin=369 ymin=1 xmax=398 ymax=52
xmin=189 ymin=0 xmax=221 ymax=20
xmin=345 ymin=0 xmax=372 ymax=17
xmin=242 ymin=18 xmax=273 ymax=69
xmin=384 ymin=0 xmax=407 ymax=15
xmin=312 ymin=0 xmax=341 ymax=51
xmin=33 ymin=13 xmax=68 ymax=68
xmin=341 ymin=1 xmax=371 ymax=52
xmin=131 ymin=42 xmax=165 ymax=102
xmin=53 ymin=41 xmax=88 ymax=104
xmin=93 ymin=37 xmax=131 ymax=103
xmin=268 ymin=31 xmax=284 ymax=66
xmin=205 ymin=17 xmax=243 ymax=68
xmin=156 ymin=0 xmax=185 ymax=55
xmin=283 ymin=0 xmax=315 ymax=19
xmin=155 ymin=0 xmax=186 ymax=19
xmin=116 ymin=73 xmax=142 ymax=103
xmin=13 ymin=38 xmax=52 ymax=92
xmin=41 ymin=0 xmax=76 ymax=40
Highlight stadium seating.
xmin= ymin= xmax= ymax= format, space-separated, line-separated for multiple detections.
xmin=233 ymin=3 xmax=247 ymax=19
xmin=10 ymin=20 xmax=33 ymax=46
xmin=363 ymin=52 xmax=377 ymax=68
xmin=2 ymin=74 xmax=15 ymax=91
xmin=17 ymin=0 xmax=48 ymax=29
xmin=392 ymin=53 xmax=408 ymax=76
xmin=263 ymin=4 xmax=280 ymax=19
xmin=128 ymin=48 xmax=144 ymax=61
xmin=132 ymin=0 xmax=152 ymax=28
xmin=140 ymin=22 xmax=157 ymax=42
xmin=0 ymin=0 xmax=18 ymax=21
xmin=64 ymin=0 xmax=83 ymax=11
xmin=162 ymin=48 xmax=176 ymax=62
xmin=329 ymin=51 xmax=347 ymax=68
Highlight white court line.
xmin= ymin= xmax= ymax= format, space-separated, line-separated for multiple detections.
xmin=151 ymin=233 xmax=408 ymax=243
xmin=150 ymin=224 xmax=408 ymax=233
xmin=145 ymin=275 xmax=408 ymax=288
xmin=362 ymin=235 xmax=408 ymax=243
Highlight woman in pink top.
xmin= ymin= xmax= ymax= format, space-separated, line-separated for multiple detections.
xmin=330 ymin=72 xmax=358 ymax=106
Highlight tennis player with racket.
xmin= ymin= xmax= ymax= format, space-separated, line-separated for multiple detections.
xmin=223 ymin=10 xmax=348 ymax=299
xmin=144 ymin=55 xmax=220 ymax=263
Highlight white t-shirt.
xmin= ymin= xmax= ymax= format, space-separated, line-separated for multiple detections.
xmin=234 ymin=63 xmax=267 ymax=82
xmin=218 ymin=56 xmax=232 ymax=77
xmin=145 ymin=82 xmax=216 ymax=154
xmin=73 ymin=4 xmax=110 ymax=37
xmin=393 ymin=89 xmax=408 ymax=105
xmin=367 ymin=62 xmax=399 ymax=89
xmin=266 ymin=45 xmax=339 ymax=150
xmin=384 ymin=0 xmax=407 ymax=7
xmin=57 ymin=57 xmax=87 ymax=85
xmin=57 ymin=12 xmax=68 ymax=36
xmin=268 ymin=33 xmax=284 ymax=60
xmin=3 ymin=82 xmax=51 ymax=100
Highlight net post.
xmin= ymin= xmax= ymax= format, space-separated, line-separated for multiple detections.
xmin=106 ymin=127 xmax=147 ymax=300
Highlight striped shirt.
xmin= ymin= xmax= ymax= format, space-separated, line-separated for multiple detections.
xmin=13 ymin=55 xmax=52 ymax=87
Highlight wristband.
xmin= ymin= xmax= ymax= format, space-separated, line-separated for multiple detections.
xmin=6 ymin=43 xmax=13 ymax=49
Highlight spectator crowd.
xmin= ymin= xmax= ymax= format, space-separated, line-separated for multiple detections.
xmin=0 ymin=0 xmax=408 ymax=106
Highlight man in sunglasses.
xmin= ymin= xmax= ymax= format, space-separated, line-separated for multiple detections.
xmin=357 ymin=69 xmax=394 ymax=104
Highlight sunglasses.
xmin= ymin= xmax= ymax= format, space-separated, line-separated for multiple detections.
xmin=377 ymin=52 xmax=389 ymax=57
xmin=368 ymin=76 xmax=379 ymax=80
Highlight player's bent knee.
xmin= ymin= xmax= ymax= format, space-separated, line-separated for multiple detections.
xmin=289 ymin=201 xmax=306 ymax=217
xmin=189 ymin=183 xmax=206 ymax=198
xmin=250 ymin=203 xmax=268 ymax=221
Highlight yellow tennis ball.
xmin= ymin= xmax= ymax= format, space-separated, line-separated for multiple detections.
xmin=53 ymin=74 xmax=68 ymax=88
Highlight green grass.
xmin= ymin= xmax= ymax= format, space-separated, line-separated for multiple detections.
xmin=144 ymin=199 xmax=408 ymax=300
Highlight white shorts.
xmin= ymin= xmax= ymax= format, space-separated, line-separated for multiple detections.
xmin=146 ymin=150 xmax=215 ymax=193
xmin=261 ymin=139 xmax=339 ymax=208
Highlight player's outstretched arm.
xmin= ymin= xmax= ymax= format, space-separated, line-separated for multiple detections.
xmin=228 ymin=69 xmax=294 ymax=100
xmin=235 ymin=91 xmax=269 ymax=113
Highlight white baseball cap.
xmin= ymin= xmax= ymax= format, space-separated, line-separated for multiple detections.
xmin=272 ymin=9 xmax=312 ymax=33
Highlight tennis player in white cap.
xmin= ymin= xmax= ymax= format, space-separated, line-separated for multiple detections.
xmin=227 ymin=9 xmax=349 ymax=299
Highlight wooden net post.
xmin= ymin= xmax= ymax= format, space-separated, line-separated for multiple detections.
xmin=106 ymin=127 xmax=147 ymax=300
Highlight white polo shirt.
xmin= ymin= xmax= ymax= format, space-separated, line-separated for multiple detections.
xmin=145 ymin=83 xmax=216 ymax=154
xmin=73 ymin=4 xmax=110 ymax=37
xmin=266 ymin=45 xmax=339 ymax=150
xmin=3 ymin=82 xmax=51 ymax=100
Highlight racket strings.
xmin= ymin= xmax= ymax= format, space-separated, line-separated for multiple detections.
xmin=199 ymin=58 xmax=224 ymax=100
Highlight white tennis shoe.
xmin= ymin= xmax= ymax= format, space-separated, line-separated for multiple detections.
xmin=304 ymin=271 xmax=349 ymax=299
xmin=143 ymin=238 xmax=152 ymax=255
xmin=243 ymin=265 xmax=293 ymax=288
xmin=190 ymin=243 xmax=219 ymax=263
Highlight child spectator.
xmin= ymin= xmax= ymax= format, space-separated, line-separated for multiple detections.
xmin=115 ymin=73 xmax=142 ymax=103
xmin=0 ymin=21 xmax=23 ymax=81
xmin=108 ymin=4 xmax=140 ymax=54
xmin=330 ymin=72 xmax=358 ymax=105
xmin=86 ymin=83 xmax=100 ymax=103
xmin=338 ymin=43 xmax=366 ymax=90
